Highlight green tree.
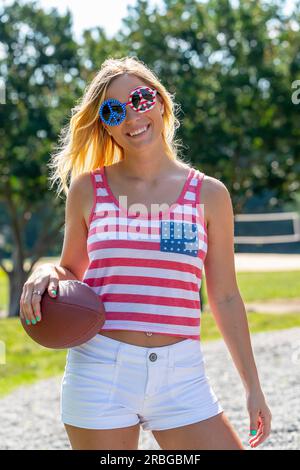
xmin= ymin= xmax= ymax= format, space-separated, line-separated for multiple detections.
xmin=111 ymin=0 xmax=300 ymax=211
xmin=0 ymin=0 xmax=81 ymax=316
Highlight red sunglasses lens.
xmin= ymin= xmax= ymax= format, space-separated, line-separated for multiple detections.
xmin=131 ymin=88 xmax=155 ymax=110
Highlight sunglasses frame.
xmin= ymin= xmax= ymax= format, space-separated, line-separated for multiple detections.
xmin=99 ymin=85 xmax=158 ymax=126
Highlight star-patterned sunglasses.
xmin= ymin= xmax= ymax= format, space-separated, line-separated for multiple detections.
xmin=99 ymin=85 xmax=157 ymax=126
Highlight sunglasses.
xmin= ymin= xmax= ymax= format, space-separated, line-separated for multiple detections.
xmin=99 ymin=85 xmax=157 ymax=126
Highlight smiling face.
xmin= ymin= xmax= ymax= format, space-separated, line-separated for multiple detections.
xmin=101 ymin=73 xmax=165 ymax=153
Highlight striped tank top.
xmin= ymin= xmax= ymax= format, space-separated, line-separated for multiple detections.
xmin=82 ymin=165 xmax=207 ymax=341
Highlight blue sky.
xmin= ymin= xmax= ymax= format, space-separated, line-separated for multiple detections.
xmin=2 ymin=0 xmax=165 ymax=39
xmin=1 ymin=0 xmax=297 ymax=40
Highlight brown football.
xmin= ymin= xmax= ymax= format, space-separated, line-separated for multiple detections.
xmin=20 ymin=280 xmax=106 ymax=349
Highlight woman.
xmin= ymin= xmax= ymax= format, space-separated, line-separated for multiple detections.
xmin=20 ymin=56 xmax=272 ymax=450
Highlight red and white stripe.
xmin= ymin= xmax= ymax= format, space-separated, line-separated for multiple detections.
xmin=82 ymin=166 xmax=207 ymax=341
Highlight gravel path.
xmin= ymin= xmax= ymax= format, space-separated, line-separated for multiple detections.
xmin=0 ymin=327 xmax=299 ymax=450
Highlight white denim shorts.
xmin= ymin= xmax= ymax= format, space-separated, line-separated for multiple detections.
xmin=60 ymin=333 xmax=224 ymax=431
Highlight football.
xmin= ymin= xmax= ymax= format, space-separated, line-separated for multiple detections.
xmin=20 ymin=280 xmax=106 ymax=349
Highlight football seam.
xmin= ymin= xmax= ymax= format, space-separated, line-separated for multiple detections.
xmin=44 ymin=299 xmax=102 ymax=314
xmin=22 ymin=301 xmax=105 ymax=348
xmin=34 ymin=302 xmax=105 ymax=348
xmin=45 ymin=301 xmax=105 ymax=345
xmin=60 ymin=321 xmax=104 ymax=347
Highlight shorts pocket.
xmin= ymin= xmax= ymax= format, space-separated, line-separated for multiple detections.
xmin=166 ymin=352 xmax=214 ymax=409
xmin=61 ymin=361 xmax=119 ymax=417
xmin=172 ymin=346 xmax=205 ymax=371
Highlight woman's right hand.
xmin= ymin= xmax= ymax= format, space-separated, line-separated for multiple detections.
xmin=19 ymin=264 xmax=59 ymax=325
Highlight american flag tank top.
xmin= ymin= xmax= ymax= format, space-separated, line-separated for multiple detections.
xmin=82 ymin=165 xmax=207 ymax=341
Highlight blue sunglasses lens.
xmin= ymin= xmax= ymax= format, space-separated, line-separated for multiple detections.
xmin=100 ymin=101 xmax=124 ymax=125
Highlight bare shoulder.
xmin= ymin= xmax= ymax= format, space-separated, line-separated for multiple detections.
xmin=201 ymin=174 xmax=232 ymax=228
xmin=67 ymin=172 xmax=94 ymax=231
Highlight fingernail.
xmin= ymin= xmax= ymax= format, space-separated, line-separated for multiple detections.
xmin=249 ymin=430 xmax=257 ymax=436
xmin=25 ymin=319 xmax=31 ymax=325
xmin=31 ymin=319 xmax=36 ymax=325
xmin=36 ymin=316 xmax=41 ymax=322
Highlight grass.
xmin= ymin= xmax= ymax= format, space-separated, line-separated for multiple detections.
xmin=0 ymin=317 xmax=67 ymax=399
xmin=200 ymin=270 xmax=300 ymax=306
xmin=1 ymin=313 xmax=300 ymax=399
xmin=200 ymin=310 xmax=300 ymax=341
xmin=229 ymin=271 xmax=300 ymax=302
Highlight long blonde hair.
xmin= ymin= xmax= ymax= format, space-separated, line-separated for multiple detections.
xmin=48 ymin=56 xmax=188 ymax=198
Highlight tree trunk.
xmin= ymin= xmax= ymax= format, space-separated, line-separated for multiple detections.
xmin=7 ymin=269 xmax=28 ymax=318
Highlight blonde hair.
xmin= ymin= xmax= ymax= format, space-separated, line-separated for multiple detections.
xmin=48 ymin=56 xmax=188 ymax=198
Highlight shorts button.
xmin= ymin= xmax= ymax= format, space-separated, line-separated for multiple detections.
xmin=149 ymin=353 xmax=157 ymax=362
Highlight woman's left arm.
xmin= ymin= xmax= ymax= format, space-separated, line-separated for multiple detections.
xmin=202 ymin=176 xmax=272 ymax=448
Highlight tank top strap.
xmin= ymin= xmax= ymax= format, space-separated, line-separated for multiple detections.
xmin=90 ymin=167 xmax=109 ymax=202
xmin=194 ymin=169 xmax=206 ymax=230
xmin=179 ymin=167 xmax=206 ymax=227
xmin=194 ymin=168 xmax=205 ymax=207
xmin=181 ymin=167 xmax=205 ymax=206
xmin=88 ymin=167 xmax=110 ymax=227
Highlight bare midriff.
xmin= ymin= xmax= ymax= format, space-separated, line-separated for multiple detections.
xmin=98 ymin=330 xmax=187 ymax=348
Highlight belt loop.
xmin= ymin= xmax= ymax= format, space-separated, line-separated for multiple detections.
xmin=168 ymin=347 xmax=175 ymax=370
xmin=116 ymin=342 xmax=124 ymax=365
